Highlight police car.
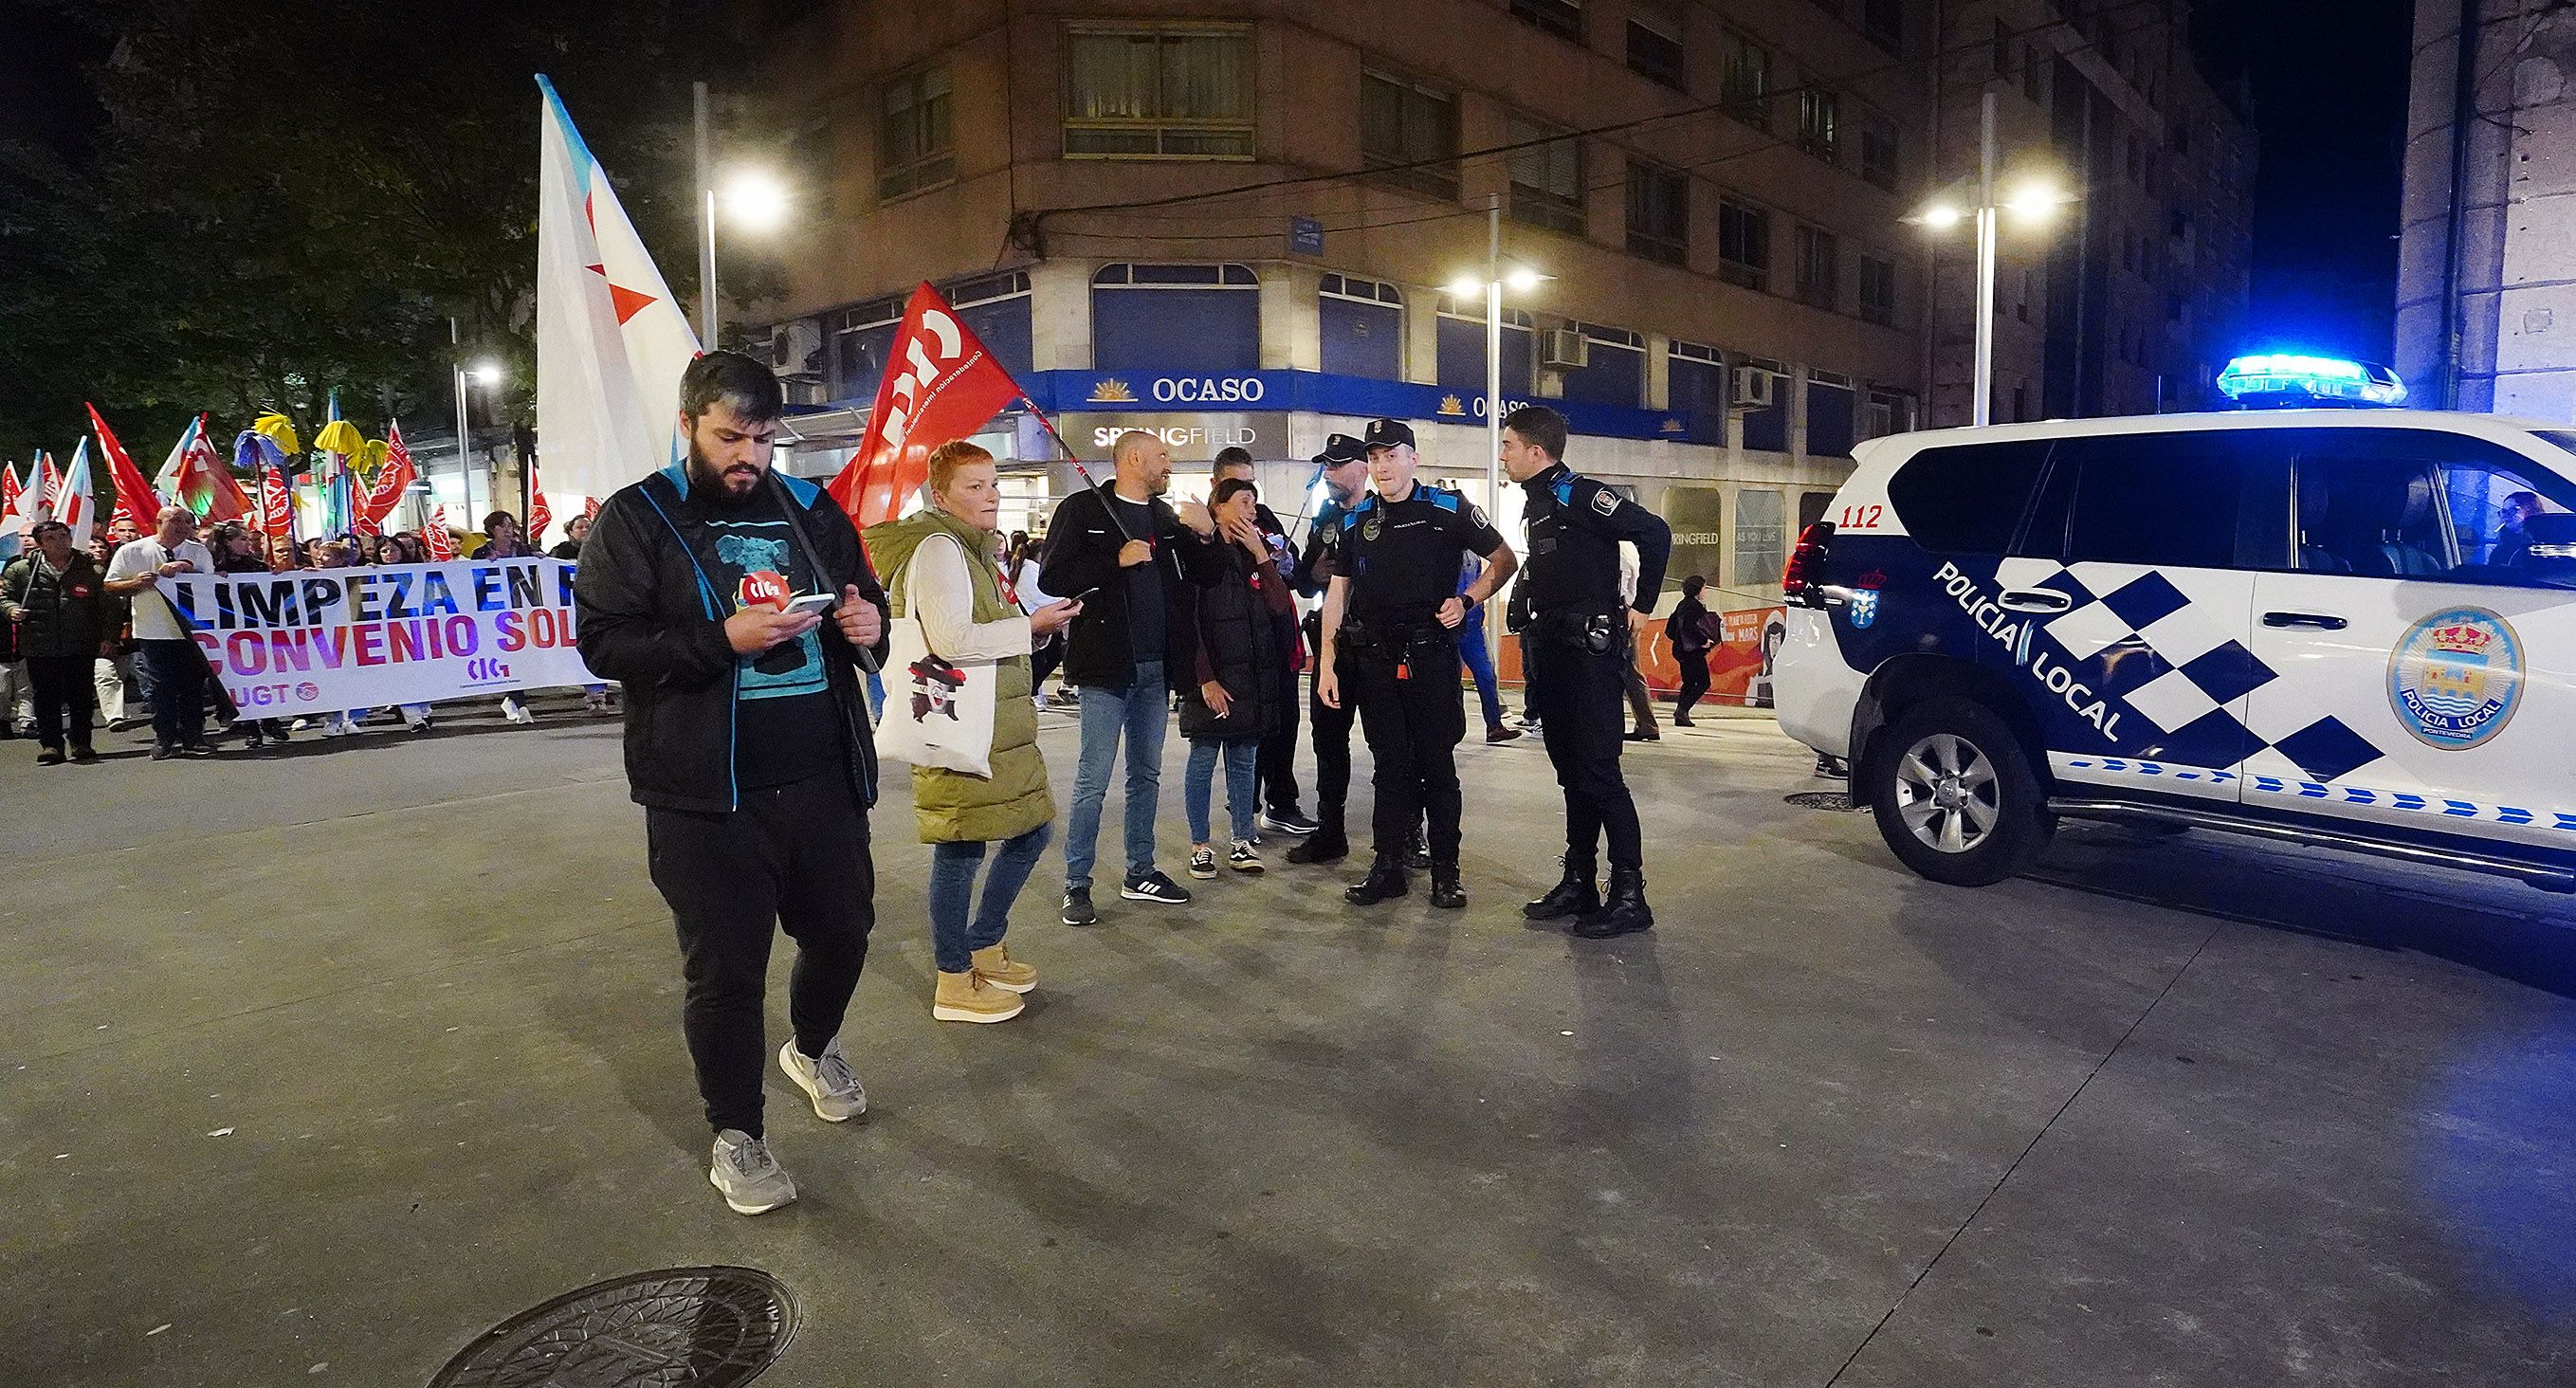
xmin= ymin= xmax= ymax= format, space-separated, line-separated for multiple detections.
xmin=1775 ymin=356 xmax=2576 ymax=888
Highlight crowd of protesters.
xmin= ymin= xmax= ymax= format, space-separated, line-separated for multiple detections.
xmin=1 ymin=503 xmax=608 ymax=762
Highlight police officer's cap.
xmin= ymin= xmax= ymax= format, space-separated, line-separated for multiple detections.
xmin=1312 ymin=432 xmax=1366 ymax=467
xmin=1362 ymin=418 xmax=1416 ymax=452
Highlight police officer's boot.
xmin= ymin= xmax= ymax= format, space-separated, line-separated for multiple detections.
xmin=1523 ymin=861 xmax=1601 ymax=921
xmin=1344 ymin=859 xmax=1410 ymax=905
xmin=1569 ymin=868 xmax=1653 ymax=939
xmin=1428 ymin=862 xmax=1467 ymax=909
xmin=1288 ymin=815 xmax=1349 ymax=865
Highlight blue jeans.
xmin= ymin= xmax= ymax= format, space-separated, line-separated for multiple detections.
xmin=928 ymin=822 xmax=1052 ymax=974
xmin=1462 ymin=610 xmax=1506 ymax=729
xmin=1063 ymin=659 xmax=1168 ymax=890
xmin=1185 ymin=737 xmax=1260 ymax=846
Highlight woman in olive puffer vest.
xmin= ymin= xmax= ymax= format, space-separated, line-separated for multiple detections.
xmin=865 ymin=442 xmax=1083 ymax=1024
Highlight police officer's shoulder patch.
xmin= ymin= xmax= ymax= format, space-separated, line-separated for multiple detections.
xmin=1551 ymin=480 xmax=1576 ymax=508
xmin=1468 ymin=504 xmax=1489 ymax=529
xmin=1590 ymin=487 xmax=1620 ymax=517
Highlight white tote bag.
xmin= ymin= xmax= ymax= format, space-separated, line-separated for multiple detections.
xmin=873 ymin=534 xmax=1000 ymax=778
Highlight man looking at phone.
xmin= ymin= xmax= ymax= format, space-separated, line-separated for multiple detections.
xmin=575 ymin=351 xmax=891 ymax=1215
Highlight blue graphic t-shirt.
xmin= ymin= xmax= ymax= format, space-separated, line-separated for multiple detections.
xmin=699 ymin=485 xmax=841 ymax=789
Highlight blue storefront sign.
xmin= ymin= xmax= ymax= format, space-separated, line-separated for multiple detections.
xmin=1015 ymin=369 xmax=1706 ymax=445
xmin=1288 ymin=216 xmax=1325 ymax=256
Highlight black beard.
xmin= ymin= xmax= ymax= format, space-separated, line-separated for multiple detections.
xmin=685 ymin=445 xmax=762 ymax=509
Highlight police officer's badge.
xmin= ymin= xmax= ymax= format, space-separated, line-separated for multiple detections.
xmin=1362 ymin=514 xmax=1382 ymax=541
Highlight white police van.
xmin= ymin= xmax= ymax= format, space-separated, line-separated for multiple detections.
xmin=1776 ymin=359 xmax=2576 ymax=888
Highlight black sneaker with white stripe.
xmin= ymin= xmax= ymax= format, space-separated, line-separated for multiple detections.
xmin=1257 ymin=808 xmax=1319 ymax=836
xmin=1121 ymin=869 xmax=1193 ymax=904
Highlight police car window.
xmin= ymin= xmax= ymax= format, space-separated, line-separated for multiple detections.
xmin=2061 ymin=433 xmax=2249 ymax=569
xmin=2294 ymin=433 xmax=2576 ymax=588
xmin=1882 ymin=441 xmax=2052 ymax=554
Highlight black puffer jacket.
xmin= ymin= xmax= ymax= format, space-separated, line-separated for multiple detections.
xmin=0 ymin=551 xmax=106 ymax=659
xmin=1036 ymin=485 xmax=1204 ymax=690
xmin=1177 ymin=540 xmax=1291 ymax=742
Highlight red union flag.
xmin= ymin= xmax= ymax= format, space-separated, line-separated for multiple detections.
xmin=356 ymin=422 xmax=419 ymax=536
xmin=84 ymin=402 xmax=164 ymax=532
xmin=257 ymin=462 xmax=295 ymax=541
xmin=529 ymin=465 xmax=555 ymax=544
xmin=827 ymin=283 xmax=1024 ymax=529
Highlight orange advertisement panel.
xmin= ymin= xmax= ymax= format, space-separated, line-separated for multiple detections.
xmin=1495 ymin=603 xmax=1787 ymax=709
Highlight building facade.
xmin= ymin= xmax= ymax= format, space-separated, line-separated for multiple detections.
xmin=2395 ymin=1 xmax=2576 ymax=422
xmin=740 ymin=0 xmax=2252 ymax=605
xmin=1923 ymin=0 xmax=2254 ymax=428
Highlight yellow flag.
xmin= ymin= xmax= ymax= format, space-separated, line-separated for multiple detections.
xmin=252 ymin=412 xmax=301 ymax=455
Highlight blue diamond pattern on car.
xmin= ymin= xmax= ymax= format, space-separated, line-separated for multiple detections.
xmin=2099 ymin=570 xmax=2192 ymax=629
xmin=2269 ymin=716 xmax=2384 ymax=784
xmin=2179 ymin=641 xmax=2275 ymax=705
xmin=1990 ymin=559 xmax=2390 ymax=786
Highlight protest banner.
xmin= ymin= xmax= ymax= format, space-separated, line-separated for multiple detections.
xmin=158 ymin=557 xmax=598 ymax=718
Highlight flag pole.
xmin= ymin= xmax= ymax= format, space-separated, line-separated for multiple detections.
xmin=1018 ymin=397 xmax=1135 ymax=543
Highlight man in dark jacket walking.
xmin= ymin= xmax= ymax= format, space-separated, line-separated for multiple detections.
xmin=1038 ymin=429 xmax=1213 ymax=925
xmin=574 ymin=351 xmax=889 ymax=1217
xmin=1 ymin=520 xmax=107 ymax=763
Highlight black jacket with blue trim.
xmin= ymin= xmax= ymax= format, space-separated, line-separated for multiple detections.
xmin=574 ymin=464 xmax=890 ymax=814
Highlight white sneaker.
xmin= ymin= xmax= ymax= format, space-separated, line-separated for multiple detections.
xmin=708 ymin=1129 xmax=796 ymax=1215
xmin=777 ymin=1037 xmax=868 ymax=1123
xmin=502 ymin=697 xmax=537 ymax=725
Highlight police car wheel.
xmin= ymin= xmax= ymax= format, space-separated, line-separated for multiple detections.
xmin=1870 ymin=698 xmax=2051 ymax=886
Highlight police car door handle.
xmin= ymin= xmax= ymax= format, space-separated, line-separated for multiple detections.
xmin=2263 ymin=611 xmax=2348 ymax=630
xmin=1998 ymin=589 xmax=2073 ymax=614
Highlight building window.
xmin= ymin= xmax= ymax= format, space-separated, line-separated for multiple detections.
xmin=1361 ymin=68 xmax=1459 ymax=200
xmin=1625 ymin=161 xmax=1688 ymax=265
xmin=1860 ymin=114 xmax=1900 ymax=192
xmin=1089 ymin=263 xmax=1261 ymax=372
xmin=1718 ymin=30 xmax=1771 ymax=130
xmin=1627 ymin=0 xmax=1686 ymax=91
xmin=1992 ymin=19 xmax=2015 ymax=78
xmin=2022 ymin=44 xmax=2044 ymax=102
xmin=1858 ymin=252 xmax=1897 ymax=325
xmin=1733 ymin=487 xmax=1785 ymax=588
xmin=878 ymin=66 xmax=955 ymax=201
xmin=1794 ymin=225 xmax=1839 ymax=309
xmin=1511 ymin=0 xmax=1583 ymax=44
xmin=1718 ymin=197 xmax=1770 ymax=291
xmin=1508 ymin=117 xmax=1585 ymax=235
xmin=1319 ymin=274 xmax=1405 ymax=380
xmin=1435 ymin=297 xmax=1536 ymax=398
xmin=2012 ymin=383 xmax=2029 ymax=422
xmin=1798 ymin=87 xmax=1839 ymax=162
xmin=1865 ymin=388 xmax=1915 ymax=438
xmin=1807 ymin=371 xmax=1856 ymax=457
xmin=1862 ymin=0 xmax=1904 ymax=52
xmin=1064 ymin=25 xmax=1253 ymax=159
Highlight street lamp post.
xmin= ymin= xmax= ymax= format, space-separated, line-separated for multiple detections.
xmin=691 ymin=81 xmax=791 ymax=347
xmin=450 ymin=315 xmax=503 ymax=525
xmin=1911 ymin=89 xmax=2071 ymax=427
xmin=1449 ymin=210 xmax=1550 ymax=674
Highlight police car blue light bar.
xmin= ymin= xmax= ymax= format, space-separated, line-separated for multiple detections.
xmin=2216 ymin=354 xmax=2407 ymax=408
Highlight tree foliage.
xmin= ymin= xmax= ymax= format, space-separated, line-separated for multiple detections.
xmin=0 ymin=0 xmax=769 ymax=460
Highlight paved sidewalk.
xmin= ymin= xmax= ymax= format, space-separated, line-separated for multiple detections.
xmin=6 ymin=703 xmax=2575 ymax=1385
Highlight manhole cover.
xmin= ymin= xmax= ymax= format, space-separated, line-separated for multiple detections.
xmin=429 ymin=1266 xmax=795 ymax=1388
xmin=1785 ymin=791 xmax=1865 ymax=813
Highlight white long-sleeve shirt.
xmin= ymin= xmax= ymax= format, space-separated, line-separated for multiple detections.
xmin=909 ymin=532 xmax=1032 ymax=663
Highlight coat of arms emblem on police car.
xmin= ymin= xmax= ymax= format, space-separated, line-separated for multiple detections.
xmin=2389 ymin=607 xmax=2521 ymax=750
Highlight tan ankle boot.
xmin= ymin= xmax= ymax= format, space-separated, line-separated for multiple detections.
xmin=969 ymin=943 xmax=1036 ymax=994
xmin=933 ymin=969 xmax=1025 ymax=1023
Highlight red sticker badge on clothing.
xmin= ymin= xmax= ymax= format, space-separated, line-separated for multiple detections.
xmin=739 ymin=570 xmax=791 ymax=612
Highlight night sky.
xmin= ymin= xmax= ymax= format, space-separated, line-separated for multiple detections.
xmin=2190 ymin=0 xmax=2417 ymax=364
xmin=5 ymin=3 xmax=2421 ymax=378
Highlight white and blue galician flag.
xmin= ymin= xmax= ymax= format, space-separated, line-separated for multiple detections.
xmin=534 ymin=74 xmax=702 ymax=520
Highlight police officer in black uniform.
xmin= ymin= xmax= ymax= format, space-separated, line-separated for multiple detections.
xmin=1318 ymin=418 xmax=1517 ymax=908
xmin=1285 ymin=433 xmax=1371 ymax=865
xmin=1500 ymin=405 xmax=1672 ymax=938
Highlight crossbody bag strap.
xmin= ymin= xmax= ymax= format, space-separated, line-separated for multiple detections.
xmin=766 ymin=471 xmax=880 ymax=673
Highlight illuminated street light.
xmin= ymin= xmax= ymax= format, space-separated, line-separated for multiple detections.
xmin=1905 ymin=93 xmax=2080 ymax=426
xmin=468 ymin=361 xmax=504 ymax=386
xmin=719 ymin=168 xmax=792 ymax=233
xmin=1449 ymin=210 xmax=1557 ymax=674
